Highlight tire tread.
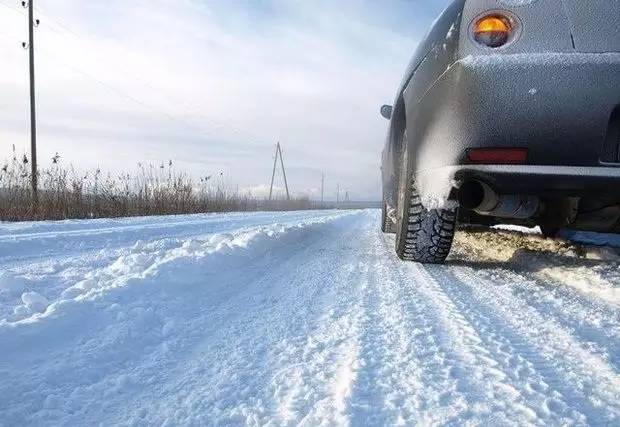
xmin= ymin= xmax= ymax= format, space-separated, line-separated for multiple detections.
xmin=397 ymin=180 xmax=457 ymax=264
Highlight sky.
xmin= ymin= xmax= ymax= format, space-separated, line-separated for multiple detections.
xmin=0 ymin=0 xmax=450 ymax=201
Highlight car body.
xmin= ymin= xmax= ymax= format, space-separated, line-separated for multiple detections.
xmin=380 ymin=0 xmax=620 ymax=263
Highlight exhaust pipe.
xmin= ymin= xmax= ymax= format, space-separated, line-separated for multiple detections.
xmin=459 ymin=180 xmax=540 ymax=219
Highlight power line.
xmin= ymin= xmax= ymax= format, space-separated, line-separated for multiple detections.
xmin=0 ymin=6 xmax=212 ymax=139
xmin=3 ymin=3 xmax=190 ymax=132
xmin=3 ymin=0 xmax=276 ymax=165
xmin=2 ymin=10 xmax=215 ymax=148
xmin=0 ymin=29 xmax=19 ymax=44
xmin=0 ymin=21 xmax=214 ymax=161
xmin=33 ymin=5 xmax=81 ymax=39
xmin=29 ymin=6 xmax=164 ymax=95
xmin=3 ymin=2 xmax=214 ymax=164
xmin=28 ymin=3 xmax=266 ymax=145
xmin=35 ymin=45 xmax=209 ymax=137
xmin=0 ymin=0 xmax=25 ymax=15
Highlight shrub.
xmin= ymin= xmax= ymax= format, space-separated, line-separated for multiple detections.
xmin=0 ymin=149 xmax=314 ymax=221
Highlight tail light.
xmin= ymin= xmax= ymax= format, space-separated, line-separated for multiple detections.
xmin=467 ymin=148 xmax=528 ymax=164
xmin=473 ymin=15 xmax=513 ymax=48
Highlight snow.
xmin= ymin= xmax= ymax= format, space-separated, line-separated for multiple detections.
xmin=493 ymin=224 xmax=540 ymax=234
xmin=445 ymin=22 xmax=456 ymax=40
xmin=0 ymin=271 xmax=26 ymax=296
xmin=414 ymin=167 xmax=460 ymax=210
xmin=461 ymin=52 xmax=620 ymax=68
xmin=20 ymin=292 xmax=49 ymax=313
xmin=499 ymin=0 xmax=537 ymax=5
xmin=1 ymin=210 xmax=619 ymax=426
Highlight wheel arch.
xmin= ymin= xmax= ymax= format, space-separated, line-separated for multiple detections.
xmin=385 ymin=95 xmax=407 ymax=205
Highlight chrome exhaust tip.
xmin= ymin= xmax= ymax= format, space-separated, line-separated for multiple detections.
xmin=459 ymin=180 xmax=540 ymax=220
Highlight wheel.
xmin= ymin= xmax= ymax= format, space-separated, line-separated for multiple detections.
xmin=394 ymin=134 xmax=458 ymax=263
xmin=381 ymin=200 xmax=396 ymax=233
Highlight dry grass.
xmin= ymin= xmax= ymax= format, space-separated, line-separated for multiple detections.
xmin=0 ymin=149 xmax=314 ymax=221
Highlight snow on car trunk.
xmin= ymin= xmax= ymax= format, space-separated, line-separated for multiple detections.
xmin=562 ymin=0 xmax=620 ymax=53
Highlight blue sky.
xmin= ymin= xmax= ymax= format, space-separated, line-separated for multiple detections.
xmin=0 ymin=0 xmax=450 ymax=200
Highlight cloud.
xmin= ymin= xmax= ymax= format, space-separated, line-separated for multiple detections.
xmin=0 ymin=0 xmax=450 ymax=201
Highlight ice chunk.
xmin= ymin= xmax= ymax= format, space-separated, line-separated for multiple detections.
xmin=21 ymin=292 xmax=49 ymax=313
xmin=13 ymin=305 xmax=31 ymax=317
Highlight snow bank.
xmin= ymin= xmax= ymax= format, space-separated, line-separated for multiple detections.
xmin=0 ymin=209 xmax=365 ymax=425
xmin=0 ymin=210 xmax=356 ymax=326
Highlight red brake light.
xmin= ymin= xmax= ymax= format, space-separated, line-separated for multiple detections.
xmin=467 ymin=148 xmax=528 ymax=164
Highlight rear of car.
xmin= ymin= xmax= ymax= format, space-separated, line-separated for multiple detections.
xmin=382 ymin=0 xmax=620 ymax=262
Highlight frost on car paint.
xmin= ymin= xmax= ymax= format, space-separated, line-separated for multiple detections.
xmin=380 ymin=0 xmax=620 ymax=263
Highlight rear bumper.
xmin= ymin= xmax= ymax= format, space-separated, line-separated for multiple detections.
xmin=414 ymin=164 xmax=620 ymax=210
xmin=452 ymin=165 xmax=620 ymax=196
xmin=407 ymin=53 xmax=620 ymax=172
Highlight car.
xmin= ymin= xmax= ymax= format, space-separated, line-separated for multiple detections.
xmin=380 ymin=0 xmax=620 ymax=263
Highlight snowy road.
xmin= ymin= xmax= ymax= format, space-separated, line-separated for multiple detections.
xmin=1 ymin=210 xmax=619 ymax=426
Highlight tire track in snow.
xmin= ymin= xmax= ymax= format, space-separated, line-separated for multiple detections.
xmin=420 ymin=265 xmax=590 ymax=425
xmin=348 ymin=236 xmax=468 ymax=425
xmin=452 ymin=232 xmax=620 ymax=372
xmin=266 ymin=214 xmax=380 ymax=427
xmin=111 ymin=211 xmax=372 ymax=426
xmin=536 ymin=265 xmax=620 ymax=309
xmin=438 ymin=265 xmax=620 ymax=425
xmin=449 ymin=258 xmax=620 ymax=373
xmin=398 ymin=261 xmax=569 ymax=425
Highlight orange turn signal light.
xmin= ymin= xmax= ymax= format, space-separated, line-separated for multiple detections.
xmin=467 ymin=148 xmax=528 ymax=164
xmin=473 ymin=15 xmax=512 ymax=48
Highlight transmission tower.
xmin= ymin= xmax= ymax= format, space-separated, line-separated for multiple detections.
xmin=268 ymin=142 xmax=290 ymax=201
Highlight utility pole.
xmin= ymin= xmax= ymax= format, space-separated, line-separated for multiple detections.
xmin=268 ymin=142 xmax=291 ymax=201
xmin=268 ymin=143 xmax=278 ymax=201
xmin=320 ymin=173 xmax=324 ymax=206
xmin=25 ymin=0 xmax=38 ymax=208
xmin=278 ymin=143 xmax=290 ymax=201
xmin=336 ymin=183 xmax=340 ymax=209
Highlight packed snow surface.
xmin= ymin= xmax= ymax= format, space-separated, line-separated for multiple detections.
xmin=1 ymin=210 xmax=619 ymax=426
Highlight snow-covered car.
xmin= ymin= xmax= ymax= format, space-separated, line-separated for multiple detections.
xmin=380 ymin=0 xmax=620 ymax=263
